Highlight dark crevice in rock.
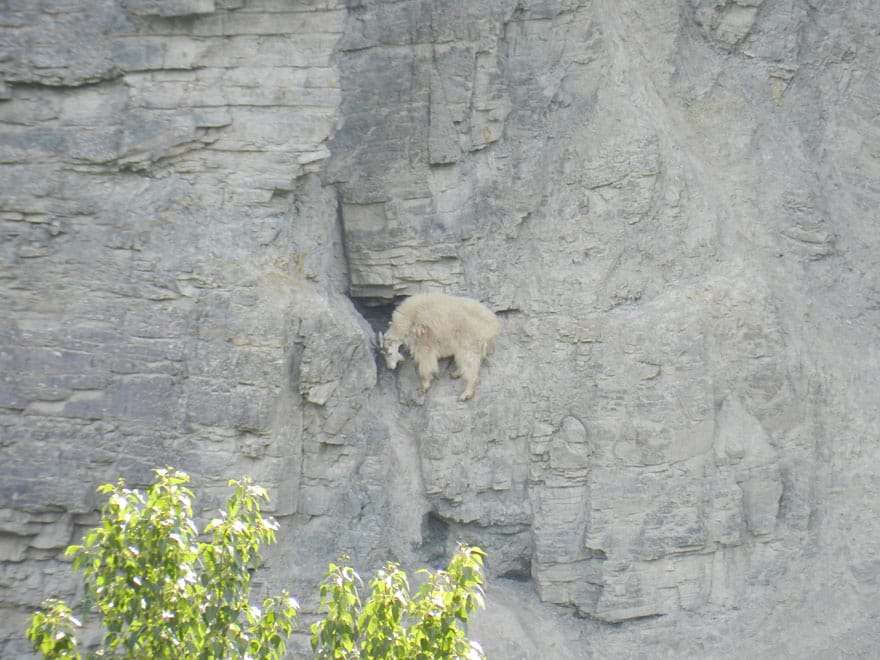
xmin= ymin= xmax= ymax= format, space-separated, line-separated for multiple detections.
xmin=418 ymin=510 xmax=451 ymax=565
xmin=498 ymin=558 xmax=532 ymax=582
xmin=349 ymin=296 xmax=402 ymax=334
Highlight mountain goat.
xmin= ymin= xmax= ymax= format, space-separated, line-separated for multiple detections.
xmin=378 ymin=293 xmax=500 ymax=401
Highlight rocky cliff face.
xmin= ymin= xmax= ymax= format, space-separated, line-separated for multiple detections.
xmin=3 ymin=0 xmax=879 ymax=657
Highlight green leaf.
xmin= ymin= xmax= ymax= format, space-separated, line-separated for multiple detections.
xmin=27 ymin=467 xmax=299 ymax=660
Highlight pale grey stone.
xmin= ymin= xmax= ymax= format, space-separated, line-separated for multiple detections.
xmin=123 ymin=0 xmax=216 ymax=17
xmin=2 ymin=0 xmax=880 ymax=658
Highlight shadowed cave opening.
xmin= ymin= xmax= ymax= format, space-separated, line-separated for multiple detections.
xmin=350 ymin=296 xmax=400 ymax=334
xmin=419 ymin=511 xmax=451 ymax=566
xmin=498 ymin=558 xmax=533 ymax=582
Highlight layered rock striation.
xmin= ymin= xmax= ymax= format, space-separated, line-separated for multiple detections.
xmin=2 ymin=1 xmax=879 ymax=657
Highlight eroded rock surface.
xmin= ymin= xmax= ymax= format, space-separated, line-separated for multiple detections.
xmin=2 ymin=1 xmax=879 ymax=657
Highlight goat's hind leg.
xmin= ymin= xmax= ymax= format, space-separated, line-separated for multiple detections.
xmin=452 ymin=341 xmax=480 ymax=378
xmin=451 ymin=354 xmax=463 ymax=378
xmin=456 ymin=353 xmax=481 ymax=401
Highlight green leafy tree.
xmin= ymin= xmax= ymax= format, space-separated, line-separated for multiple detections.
xmin=28 ymin=599 xmax=81 ymax=659
xmin=310 ymin=545 xmax=487 ymax=660
xmin=27 ymin=468 xmax=298 ymax=659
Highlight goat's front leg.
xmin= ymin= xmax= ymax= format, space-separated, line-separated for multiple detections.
xmin=415 ymin=351 xmax=439 ymax=392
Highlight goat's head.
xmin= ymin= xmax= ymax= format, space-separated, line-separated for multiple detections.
xmin=377 ymin=332 xmax=405 ymax=369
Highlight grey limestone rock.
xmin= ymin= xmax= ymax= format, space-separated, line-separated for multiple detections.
xmin=2 ymin=0 xmax=880 ymax=657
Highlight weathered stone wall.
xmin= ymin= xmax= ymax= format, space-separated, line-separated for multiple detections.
xmin=3 ymin=0 xmax=880 ymax=657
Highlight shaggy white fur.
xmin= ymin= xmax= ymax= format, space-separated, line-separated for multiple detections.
xmin=378 ymin=293 xmax=500 ymax=400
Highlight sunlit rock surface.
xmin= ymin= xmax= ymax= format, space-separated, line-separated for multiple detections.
xmin=2 ymin=1 xmax=879 ymax=656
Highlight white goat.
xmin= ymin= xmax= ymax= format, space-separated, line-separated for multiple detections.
xmin=378 ymin=293 xmax=500 ymax=400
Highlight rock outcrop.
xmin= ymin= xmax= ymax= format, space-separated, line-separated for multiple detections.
xmin=2 ymin=0 xmax=879 ymax=657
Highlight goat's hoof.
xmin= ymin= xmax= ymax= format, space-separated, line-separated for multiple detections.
xmin=459 ymin=392 xmax=474 ymax=401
